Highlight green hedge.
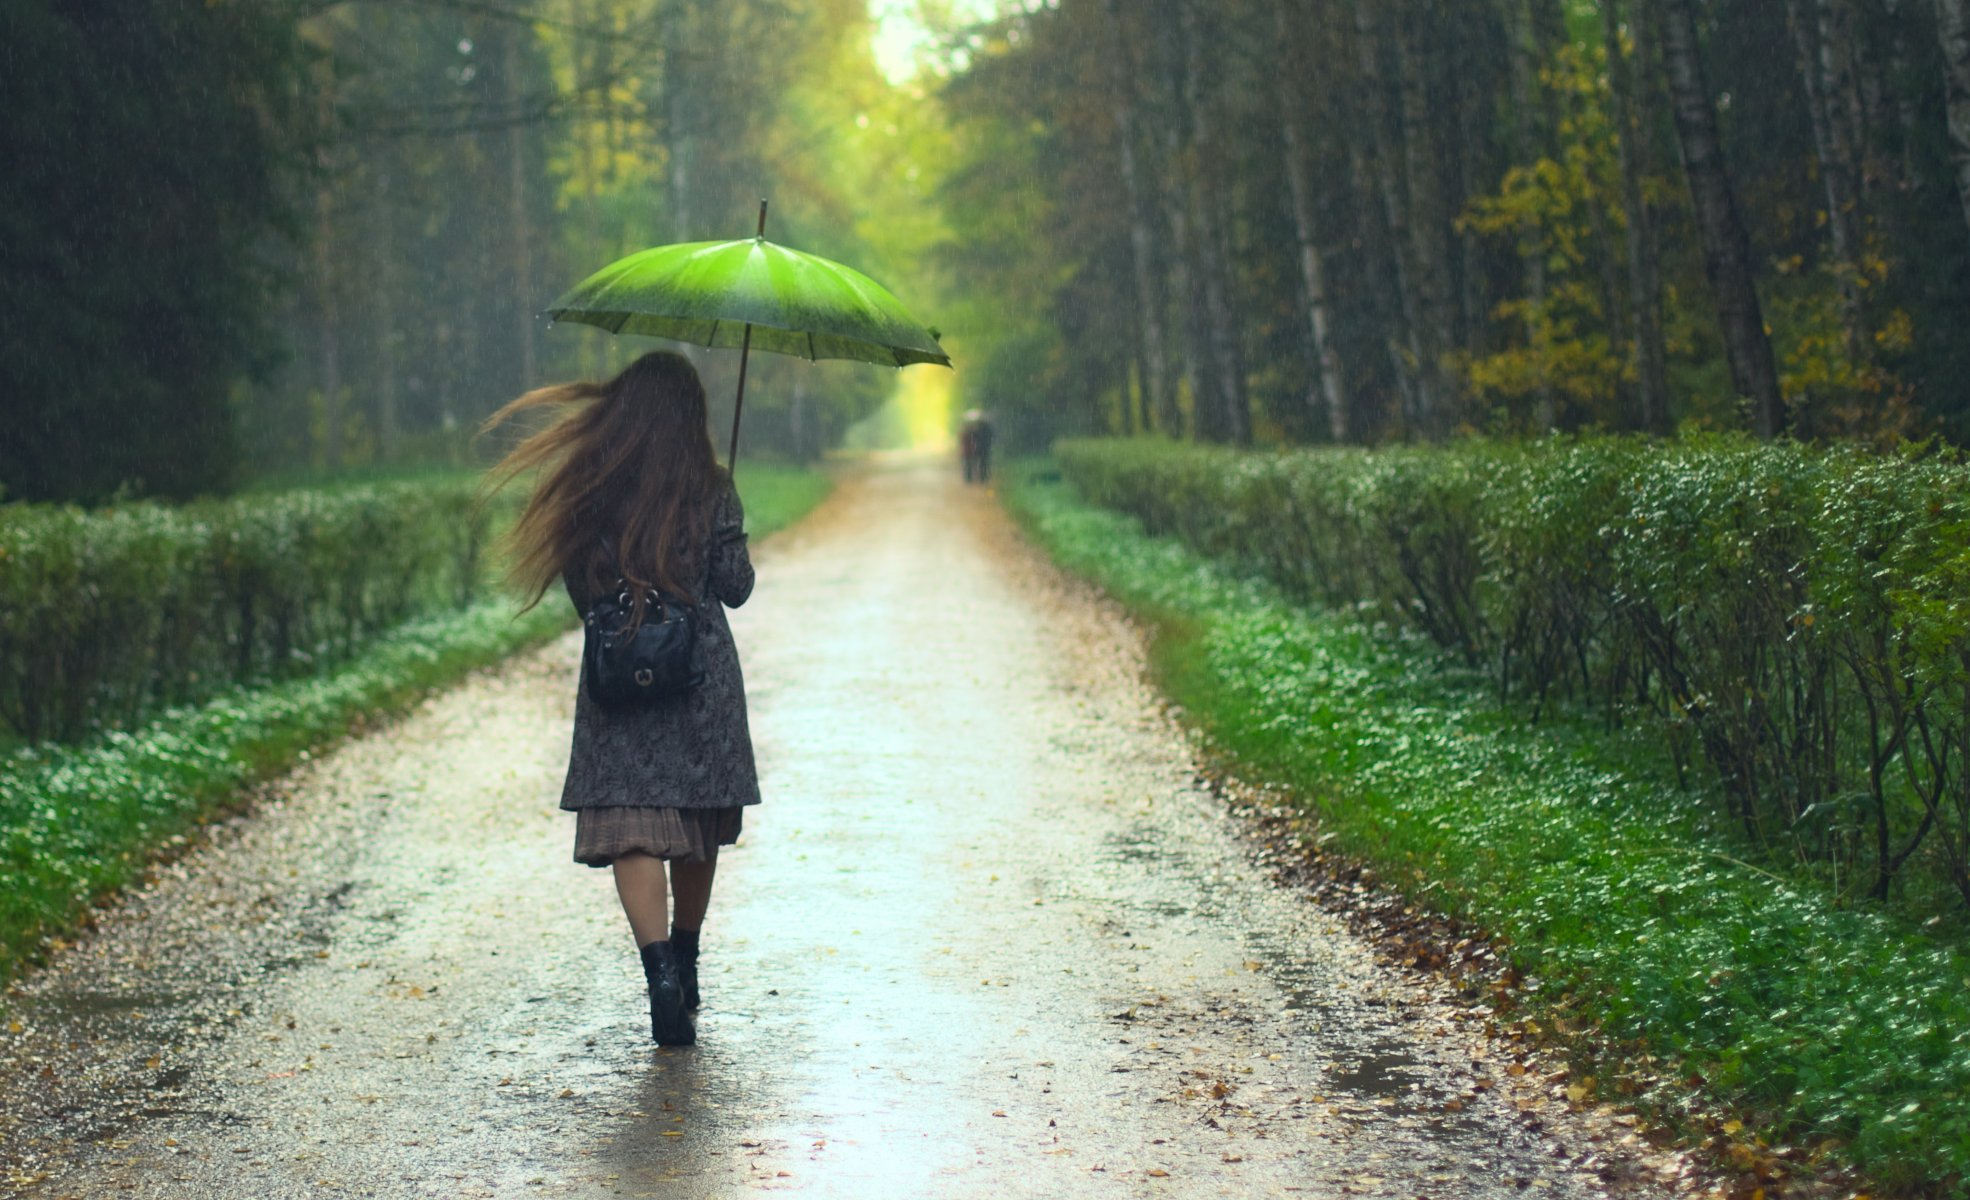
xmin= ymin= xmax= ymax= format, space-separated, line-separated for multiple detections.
xmin=0 ymin=462 xmax=835 ymax=982
xmin=1008 ymin=464 xmax=1970 ymax=1191
xmin=0 ymin=600 xmax=567 ymax=981
xmin=1057 ymin=437 xmax=1970 ymax=918
xmin=0 ymin=482 xmax=503 ymax=744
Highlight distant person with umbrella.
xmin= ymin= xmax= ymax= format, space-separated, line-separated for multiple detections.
xmin=960 ymin=409 xmax=996 ymax=485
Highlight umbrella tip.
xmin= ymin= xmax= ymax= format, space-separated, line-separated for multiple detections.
xmin=756 ymin=199 xmax=769 ymax=238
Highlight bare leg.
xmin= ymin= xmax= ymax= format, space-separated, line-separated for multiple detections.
xmin=612 ymin=852 xmax=669 ymax=947
xmin=669 ymin=847 xmax=719 ymax=932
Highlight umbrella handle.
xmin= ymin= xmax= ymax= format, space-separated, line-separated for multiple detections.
xmin=727 ymin=199 xmax=768 ymax=472
xmin=729 ymin=322 xmax=753 ymax=470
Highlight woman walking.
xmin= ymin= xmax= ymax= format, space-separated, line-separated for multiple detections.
xmin=482 ymin=350 xmax=758 ymax=1047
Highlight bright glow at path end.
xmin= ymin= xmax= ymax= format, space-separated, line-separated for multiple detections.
xmin=870 ymin=1 xmax=1002 ymax=84
xmin=897 ymin=364 xmax=956 ymax=451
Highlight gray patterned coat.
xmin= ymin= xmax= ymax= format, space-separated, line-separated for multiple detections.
xmin=557 ymin=474 xmax=759 ymax=812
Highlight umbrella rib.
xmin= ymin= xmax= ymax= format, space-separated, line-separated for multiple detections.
xmin=707 ymin=319 xmax=720 ymax=348
xmin=807 ymin=331 xmax=816 ymax=362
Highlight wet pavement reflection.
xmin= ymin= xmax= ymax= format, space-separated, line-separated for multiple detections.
xmin=1 ymin=459 xmax=1644 ymax=1198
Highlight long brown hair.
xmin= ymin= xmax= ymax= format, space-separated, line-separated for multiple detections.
xmin=479 ymin=351 xmax=721 ymax=619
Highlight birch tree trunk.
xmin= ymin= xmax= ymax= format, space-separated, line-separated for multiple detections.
xmin=1177 ymin=0 xmax=1251 ymax=444
xmin=313 ymin=62 xmax=341 ymax=470
xmin=1393 ymin=0 xmax=1456 ymax=435
xmin=1786 ymin=0 xmax=1868 ymax=360
xmin=1883 ymin=0 xmax=1923 ymax=184
xmin=506 ymin=30 xmax=537 ymax=391
xmin=1274 ymin=0 xmax=1349 ymax=441
xmin=370 ymin=173 xmax=400 ymax=461
xmin=663 ymin=0 xmax=695 ymax=241
xmin=1652 ymin=0 xmax=1785 ymax=437
xmin=1349 ymin=0 xmax=1434 ymax=430
xmin=1152 ymin=2 xmax=1215 ymax=440
xmin=1103 ymin=0 xmax=1175 ymax=436
xmin=575 ymin=0 xmax=605 ymax=379
xmin=1932 ymin=0 xmax=1970 ymax=245
xmin=1604 ymin=0 xmax=1673 ymax=434
xmin=314 ymin=181 xmax=342 ymax=471
xmin=1509 ymin=0 xmax=1558 ymax=430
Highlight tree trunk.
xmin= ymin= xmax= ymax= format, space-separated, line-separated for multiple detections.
xmin=1933 ymin=0 xmax=1970 ymax=246
xmin=1652 ymin=0 xmax=1785 ymax=437
xmin=1275 ymin=0 xmax=1349 ymax=441
xmin=1604 ymin=0 xmax=1673 ymax=434
xmin=1176 ymin=0 xmax=1251 ymax=444
xmin=1103 ymin=0 xmax=1175 ymax=436
xmin=576 ymin=0 xmax=606 ymax=379
xmin=314 ymin=181 xmax=342 ymax=471
xmin=1158 ymin=157 xmax=1207 ymax=441
xmin=1393 ymin=0 xmax=1456 ymax=434
xmin=313 ymin=63 xmax=341 ymax=471
xmin=663 ymin=0 xmax=695 ymax=241
xmin=1509 ymin=0 xmax=1559 ymax=430
xmin=1787 ymin=0 xmax=1869 ymax=360
xmin=1152 ymin=3 xmax=1214 ymax=440
xmin=1882 ymin=0 xmax=1923 ymax=185
xmin=506 ymin=30 xmax=537 ymax=391
xmin=371 ymin=174 xmax=401 ymax=461
xmin=1349 ymin=0 xmax=1433 ymax=430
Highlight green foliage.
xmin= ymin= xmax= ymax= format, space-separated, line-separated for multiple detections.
xmin=1009 ymin=460 xmax=1970 ymax=1190
xmin=0 ymin=482 xmax=507 ymax=744
xmin=1056 ymin=436 xmax=1970 ymax=919
xmin=0 ymin=0 xmax=309 ymax=501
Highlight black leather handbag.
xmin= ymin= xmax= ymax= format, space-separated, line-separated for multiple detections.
xmin=582 ymin=539 xmax=703 ymax=708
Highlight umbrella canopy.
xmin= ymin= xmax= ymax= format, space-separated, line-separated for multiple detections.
xmin=545 ymin=237 xmax=951 ymax=369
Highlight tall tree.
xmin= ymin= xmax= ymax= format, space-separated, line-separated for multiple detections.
xmin=1787 ymin=0 xmax=1870 ymax=358
xmin=1348 ymin=0 xmax=1434 ymax=428
xmin=1274 ymin=0 xmax=1349 ymax=441
xmin=1175 ymin=0 xmax=1252 ymax=444
xmin=1603 ymin=0 xmax=1674 ymax=434
xmin=1937 ymin=0 xmax=1970 ymax=243
xmin=1651 ymin=0 xmax=1785 ymax=437
xmin=0 ymin=0 xmax=306 ymax=500
xmin=1102 ymin=0 xmax=1175 ymax=436
xmin=1393 ymin=0 xmax=1459 ymax=433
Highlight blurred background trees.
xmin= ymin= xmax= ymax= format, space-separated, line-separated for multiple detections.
xmin=11 ymin=0 xmax=1970 ymax=502
xmin=931 ymin=0 xmax=1970 ymax=450
xmin=2 ymin=0 xmax=938 ymax=503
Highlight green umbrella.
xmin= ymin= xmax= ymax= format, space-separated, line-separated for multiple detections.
xmin=545 ymin=201 xmax=950 ymax=467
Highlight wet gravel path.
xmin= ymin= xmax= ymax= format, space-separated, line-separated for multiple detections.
xmin=1 ymin=460 xmax=1663 ymax=1199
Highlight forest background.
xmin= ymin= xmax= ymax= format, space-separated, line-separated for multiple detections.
xmin=13 ymin=0 xmax=1970 ymax=504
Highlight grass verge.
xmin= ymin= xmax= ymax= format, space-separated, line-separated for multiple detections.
xmin=0 ymin=464 xmax=832 ymax=985
xmin=1006 ymin=462 xmax=1970 ymax=1194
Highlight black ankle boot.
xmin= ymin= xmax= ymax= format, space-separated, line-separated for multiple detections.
xmin=671 ymin=928 xmax=701 ymax=1011
xmin=638 ymin=940 xmax=694 ymax=1046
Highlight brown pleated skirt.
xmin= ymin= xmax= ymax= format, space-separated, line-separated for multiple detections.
xmin=572 ymin=806 xmax=744 ymax=867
